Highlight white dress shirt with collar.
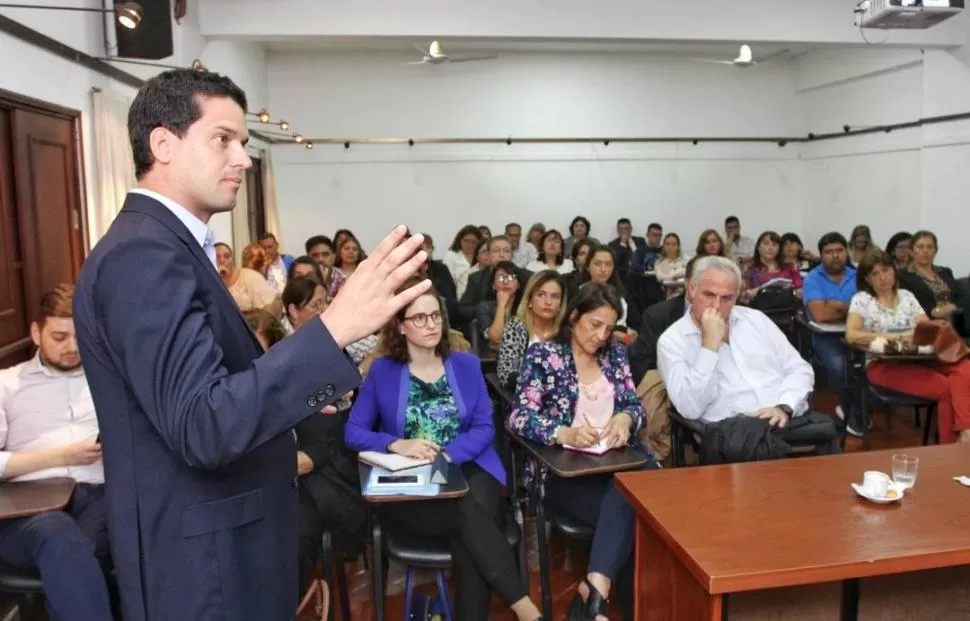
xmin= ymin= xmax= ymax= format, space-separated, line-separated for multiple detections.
xmin=730 ymin=235 xmax=756 ymax=261
xmin=128 ymin=188 xmax=217 ymax=269
xmin=0 ymin=353 xmax=104 ymax=483
xmin=513 ymin=244 xmax=537 ymax=268
xmin=657 ymin=305 xmax=814 ymax=424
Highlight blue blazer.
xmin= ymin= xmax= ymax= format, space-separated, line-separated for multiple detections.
xmin=73 ymin=193 xmax=362 ymax=621
xmin=345 ymin=353 xmax=506 ymax=485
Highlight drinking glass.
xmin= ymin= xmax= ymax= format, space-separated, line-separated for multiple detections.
xmin=892 ymin=454 xmax=919 ymax=488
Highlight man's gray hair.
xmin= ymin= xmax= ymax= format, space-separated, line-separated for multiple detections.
xmin=690 ymin=255 xmax=742 ymax=293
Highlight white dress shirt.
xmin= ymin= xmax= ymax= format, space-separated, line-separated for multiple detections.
xmin=657 ymin=305 xmax=814 ymax=424
xmin=513 ymin=244 xmax=537 ymax=268
xmin=729 ymin=235 xmax=756 ymax=261
xmin=129 ymin=188 xmax=217 ymax=269
xmin=0 ymin=353 xmax=104 ymax=483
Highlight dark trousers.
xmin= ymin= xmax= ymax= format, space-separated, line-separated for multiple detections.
xmin=0 ymin=483 xmax=112 ymax=621
xmin=381 ymin=464 xmax=525 ymax=621
xmin=297 ymin=487 xmax=326 ymax=597
xmin=813 ymin=334 xmax=857 ymax=425
xmin=544 ymin=453 xmax=659 ymax=581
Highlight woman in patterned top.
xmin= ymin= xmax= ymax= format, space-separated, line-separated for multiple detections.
xmin=345 ymin=281 xmax=544 ymax=621
xmin=508 ymin=282 xmax=659 ymax=621
xmin=846 ymin=251 xmax=970 ymax=443
xmin=740 ymin=231 xmax=804 ymax=303
xmin=496 ymin=270 xmax=566 ymax=388
xmin=899 ymin=231 xmax=961 ymax=324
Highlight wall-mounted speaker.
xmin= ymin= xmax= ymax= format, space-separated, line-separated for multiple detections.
xmin=115 ymin=0 xmax=173 ymax=60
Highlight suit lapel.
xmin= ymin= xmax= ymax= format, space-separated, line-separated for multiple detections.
xmin=121 ymin=194 xmax=261 ymax=352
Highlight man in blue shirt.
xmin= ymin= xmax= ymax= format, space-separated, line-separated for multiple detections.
xmin=802 ymin=232 xmax=859 ymax=433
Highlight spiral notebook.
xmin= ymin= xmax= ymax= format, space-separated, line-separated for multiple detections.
xmin=562 ymin=439 xmax=612 ymax=456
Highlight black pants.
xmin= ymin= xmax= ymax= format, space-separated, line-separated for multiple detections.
xmin=298 ymin=487 xmax=328 ymax=597
xmin=381 ymin=464 xmax=526 ymax=621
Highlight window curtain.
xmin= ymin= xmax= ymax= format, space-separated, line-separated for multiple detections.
xmin=91 ymin=89 xmax=136 ymax=242
xmin=262 ymin=150 xmax=283 ymax=247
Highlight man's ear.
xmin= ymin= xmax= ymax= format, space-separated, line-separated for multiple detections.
xmin=148 ymin=126 xmax=175 ymax=166
xmin=29 ymin=321 xmax=41 ymax=348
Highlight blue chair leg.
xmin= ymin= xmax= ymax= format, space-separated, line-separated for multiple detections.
xmin=403 ymin=567 xmax=415 ymax=621
xmin=434 ymin=569 xmax=454 ymax=621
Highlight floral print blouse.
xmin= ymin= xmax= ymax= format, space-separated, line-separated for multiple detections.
xmin=508 ymin=340 xmax=646 ymax=447
xmin=403 ymin=374 xmax=460 ymax=446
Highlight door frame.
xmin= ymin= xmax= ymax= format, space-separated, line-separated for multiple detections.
xmin=0 ymin=87 xmax=89 ymax=272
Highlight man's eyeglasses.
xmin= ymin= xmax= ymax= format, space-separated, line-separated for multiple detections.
xmin=403 ymin=311 xmax=443 ymax=328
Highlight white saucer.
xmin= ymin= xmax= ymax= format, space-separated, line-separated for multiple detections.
xmin=953 ymin=476 xmax=970 ymax=488
xmin=851 ymin=481 xmax=906 ymax=504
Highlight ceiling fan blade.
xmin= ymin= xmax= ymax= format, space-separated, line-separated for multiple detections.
xmin=405 ymin=60 xmax=429 ymax=65
xmin=684 ymin=57 xmax=736 ymax=65
xmin=752 ymin=48 xmax=790 ymax=64
xmin=446 ymin=55 xmax=499 ymax=63
xmin=410 ymin=42 xmax=429 ymax=55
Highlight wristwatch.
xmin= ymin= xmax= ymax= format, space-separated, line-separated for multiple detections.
xmin=776 ymin=404 xmax=793 ymax=417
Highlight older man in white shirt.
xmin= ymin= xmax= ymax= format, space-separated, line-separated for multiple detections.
xmin=657 ymin=257 xmax=837 ymax=461
xmin=0 ymin=284 xmax=112 ymax=621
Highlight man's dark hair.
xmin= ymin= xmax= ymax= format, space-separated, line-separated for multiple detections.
xmin=647 ymin=222 xmax=663 ymax=232
xmin=304 ymin=235 xmax=333 ymax=254
xmin=725 ymin=215 xmax=740 ymax=226
xmin=128 ymin=69 xmax=248 ymax=180
xmin=855 ymin=250 xmax=897 ymax=297
xmin=555 ymin=281 xmax=623 ymax=347
xmin=817 ymin=232 xmax=848 ymax=254
xmin=617 ymin=218 xmax=631 ymax=226
xmin=258 ymin=232 xmax=278 ymax=243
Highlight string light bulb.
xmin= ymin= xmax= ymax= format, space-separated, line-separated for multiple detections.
xmin=279 ymin=120 xmax=289 ymax=131
xmin=293 ymin=134 xmax=304 ymax=143
xmin=257 ymin=108 xmax=270 ymax=123
xmin=305 ymin=141 xmax=314 ymax=150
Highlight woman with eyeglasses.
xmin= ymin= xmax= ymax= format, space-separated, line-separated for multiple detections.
xmin=345 ymin=280 xmax=544 ymax=621
xmin=482 ymin=261 xmax=526 ymax=349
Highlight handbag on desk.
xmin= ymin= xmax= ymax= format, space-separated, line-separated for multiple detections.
xmin=749 ymin=283 xmax=799 ymax=313
xmin=913 ymin=320 xmax=969 ymax=364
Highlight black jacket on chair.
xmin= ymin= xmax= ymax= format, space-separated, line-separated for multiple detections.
xmin=629 ymin=295 xmax=687 ymax=385
xmin=699 ymin=412 xmax=840 ymax=465
xmin=899 ymin=266 xmax=957 ymax=317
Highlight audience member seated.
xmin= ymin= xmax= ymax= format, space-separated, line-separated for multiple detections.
xmin=345 ymin=283 xmax=543 ymax=621
xmin=215 ymin=242 xmax=277 ymax=313
xmin=848 ymin=224 xmax=875 ymax=267
xmin=288 ymin=255 xmax=327 ymax=285
xmin=417 ymin=233 xmax=459 ymax=323
xmin=456 ymin=238 xmax=490 ymax=299
xmin=607 ymin=218 xmax=645 ymax=269
xmin=724 ymin=215 xmax=755 ymax=262
xmin=245 ymin=309 xmax=368 ymax=597
xmin=478 ymin=225 xmax=492 ymax=241
xmin=846 ymin=251 xmax=970 ymax=444
xmin=566 ymin=238 xmax=598 ymax=297
xmin=241 ymin=241 xmax=272 ymax=289
xmin=459 ymin=236 xmax=530 ymax=325
xmin=259 ymin=232 xmax=294 ymax=295
xmin=508 ymin=282 xmax=657 ymax=621
xmin=740 ymin=231 xmax=803 ymax=304
xmin=444 ymin=225 xmax=483 ymax=288
xmin=304 ymin=234 xmax=337 ymax=291
xmin=0 ymin=285 xmax=113 ymax=620
xmin=654 ymin=232 xmax=687 ymax=295
xmin=580 ymin=246 xmax=641 ymax=341
xmin=631 ymin=223 xmax=664 ymax=273
xmin=885 ymin=231 xmax=912 ymax=270
xmin=658 ymin=257 xmax=838 ymax=462
xmin=526 ymin=229 xmax=574 ymax=275
xmin=481 ymin=261 xmax=526 ymax=351
xmin=506 ymin=222 xmax=536 ymax=269
xmin=780 ymin=232 xmax=818 ymax=272
xmin=496 ymin=271 xmax=566 ymax=388
xmin=524 ymin=223 xmax=546 ymax=265
xmin=803 ymin=232 xmax=858 ymax=433
xmin=332 ymin=234 xmax=363 ymax=297
xmin=899 ymin=231 xmax=961 ymax=325
xmin=695 ymin=228 xmax=727 ymax=259
xmin=563 ymin=215 xmax=600 ymax=258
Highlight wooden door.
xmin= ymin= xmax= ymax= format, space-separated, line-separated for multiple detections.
xmin=0 ymin=109 xmax=29 ymax=368
xmin=246 ymin=156 xmax=266 ymax=240
xmin=11 ymin=108 xmax=84 ymax=311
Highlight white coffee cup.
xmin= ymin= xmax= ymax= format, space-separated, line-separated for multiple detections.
xmin=863 ymin=471 xmax=890 ymax=498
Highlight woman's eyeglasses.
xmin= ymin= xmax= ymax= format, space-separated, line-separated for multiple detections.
xmin=404 ymin=311 xmax=443 ymax=328
xmin=495 ymin=274 xmax=518 ymax=284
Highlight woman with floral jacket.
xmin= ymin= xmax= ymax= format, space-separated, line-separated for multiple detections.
xmin=508 ymin=282 xmax=659 ymax=621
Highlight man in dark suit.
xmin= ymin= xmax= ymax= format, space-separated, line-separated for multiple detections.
xmin=608 ymin=217 xmax=647 ymax=270
xmin=73 ymin=69 xmax=430 ymax=621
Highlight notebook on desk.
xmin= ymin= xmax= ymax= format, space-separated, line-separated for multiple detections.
xmin=358 ymin=451 xmax=431 ymax=472
xmin=562 ymin=439 xmax=612 ymax=456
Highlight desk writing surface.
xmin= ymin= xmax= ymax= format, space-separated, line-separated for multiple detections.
xmin=510 ymin=435 xmax=647 ymax=478
xmin=615 ymin=444 xmax=970 ymax=594
xmin=358 ymin=461 xmax=468 ymax=504
xmin=0 ymin=477 xmax=76 ymax=520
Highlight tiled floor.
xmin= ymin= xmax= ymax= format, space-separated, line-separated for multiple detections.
xmin=308 ymin=395 xmax=932 ymax=621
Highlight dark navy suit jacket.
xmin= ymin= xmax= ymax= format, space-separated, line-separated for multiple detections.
xmin=344 ymin=353 xmax=505 ymax=485
xmin=73 ymin=192 xmax=361 ymax=621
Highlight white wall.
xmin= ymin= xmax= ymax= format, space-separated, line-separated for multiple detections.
xmin=797 ymin=48 xmax=970 ymax=274
xmin=267 ymin=51 xmax=803 ymax=257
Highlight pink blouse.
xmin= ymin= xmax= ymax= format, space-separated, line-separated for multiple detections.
xmin=572 ymin=374 xmax=615 ymax=430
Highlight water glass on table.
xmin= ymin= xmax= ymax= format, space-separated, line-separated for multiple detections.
xmin=892 ymin=454 xmax=919 ymax=489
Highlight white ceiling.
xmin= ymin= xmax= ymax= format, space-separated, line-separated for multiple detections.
xmin=261 ymin=37 xmax=811 ymax=59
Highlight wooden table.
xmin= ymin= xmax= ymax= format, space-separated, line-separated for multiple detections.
xmin=0 ymin=477 xmax=76 ymax=520
xmin=615 ymin=444 xmax=970 ymax=621
xmin=359 ymin=461 xmax=468 ymax=621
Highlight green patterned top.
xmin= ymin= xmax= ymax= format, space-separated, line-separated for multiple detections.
xmin=403 ymin=374 xmax=460 ymax=446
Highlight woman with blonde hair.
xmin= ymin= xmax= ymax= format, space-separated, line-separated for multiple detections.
xmin=496 ymin=270 xmax=567 ymax=387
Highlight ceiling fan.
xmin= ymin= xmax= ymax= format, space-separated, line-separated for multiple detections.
xmin=407 ymin=41 xmax=498 ymax=65
xmin=686 ymin=44 xmax=790 ymax=68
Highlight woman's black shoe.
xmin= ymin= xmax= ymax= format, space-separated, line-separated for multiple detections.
xmin=567 ymin=577 xmax=608 ymax=621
